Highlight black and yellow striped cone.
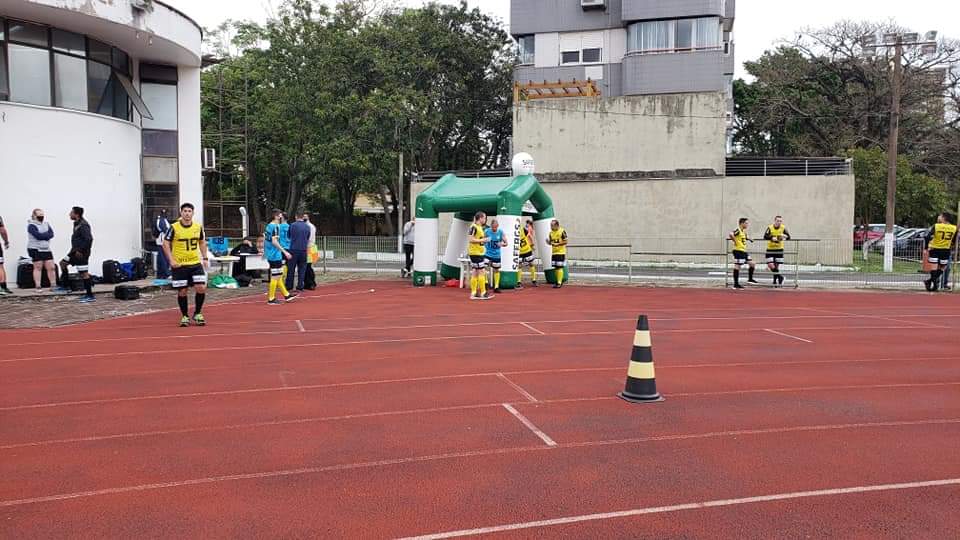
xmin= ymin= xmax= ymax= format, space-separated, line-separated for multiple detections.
xmin=618 ymin=315 xmax=664 ymax=403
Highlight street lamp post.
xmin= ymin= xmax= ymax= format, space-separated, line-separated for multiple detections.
xmin=862 ymin=31 xmax=939 ymax=272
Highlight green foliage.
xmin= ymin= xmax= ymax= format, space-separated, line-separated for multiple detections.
xmin=201 ymin=0 xmax=514 ymax=234
xmin=847 ymin=147 xmax=951 ymax=226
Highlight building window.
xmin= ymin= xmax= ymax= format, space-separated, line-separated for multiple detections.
xmin=54 ymin=52 xmax=87 ymax=110
xmin=0 ymin=24 xmax=8 ymax=100
xmin=141 ymin=83 xmax=177 ymax=130
xmin=518 ymin=35 xmax=535 ymax=65
xmin=8 ymin=20 xmax=48 ymax=47
xmin=561 ymin=50 xmax=580 ymax=64
xmin=143 ymin=130 xmax=178 ymax=157
xmin=52 ymin=29 xmax=85 ymax=55
xmin=627 ymin=17 xmax=721 ymax=54
xmin=7 ymin=43 xmax=51 ymax=106
xmin=0 ymin=18 xmax=144 ymax=120
xmin=582 ymin=47 xmax=602 ymax=64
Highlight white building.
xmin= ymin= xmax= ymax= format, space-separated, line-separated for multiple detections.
xmin=0 ymin=0 xmax=201 ymax=275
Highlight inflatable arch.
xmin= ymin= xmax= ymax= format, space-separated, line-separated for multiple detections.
xmin=412 ymin=156 xmax=562 ymax=289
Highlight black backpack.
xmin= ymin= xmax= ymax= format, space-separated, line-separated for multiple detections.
xmin=131 ymin=257 xmax=148 ymax=279
xmin=102 ymin=260 xmax=124 ymax=284
xmin=17 ymin=258 xmax=57 ymax=289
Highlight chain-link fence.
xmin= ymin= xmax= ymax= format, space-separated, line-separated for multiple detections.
xmin=213 ymin=235 xmax=957 ymax=291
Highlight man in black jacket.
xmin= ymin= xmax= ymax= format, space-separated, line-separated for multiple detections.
xmin=58 ymin=206 xmax=95 ymax=302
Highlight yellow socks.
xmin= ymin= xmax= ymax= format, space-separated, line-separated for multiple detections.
xmin=277 ymin=279 xmax=290 ymax=298
xmin=470 ymin=276 xmax=477 ymax=296
xmin=268 ymin=279 xmax=278 ymax=301
xmin=494 ymin=272 xmax=501 ymax=289
xmin=479 ymin=275 xmax=487 ymax=296
xmin=529 ymin=267 xmax=536 ymax=281
xmin=557 ymin=268 xmax=564 ymax=284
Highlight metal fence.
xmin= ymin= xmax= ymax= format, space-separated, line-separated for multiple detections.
xmin=214 ymin=235 xmax=956 ymax=291
xmin=726 ymin=157 xmax=853 ymax=177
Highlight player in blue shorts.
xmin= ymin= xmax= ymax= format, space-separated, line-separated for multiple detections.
xmin=485 ymin=218 xmax=508 ymax=293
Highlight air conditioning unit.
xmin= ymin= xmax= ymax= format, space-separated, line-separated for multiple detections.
xmin=581 ymin=0 xmax=606 ymax=10
xmin=202 ymin=148 xmax=216 ymax=171
xmin=130 ymin=0 xmax=153 ymax=12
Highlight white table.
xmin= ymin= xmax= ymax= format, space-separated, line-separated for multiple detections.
xmin=209 ymin=256 xmax=240 ymax=276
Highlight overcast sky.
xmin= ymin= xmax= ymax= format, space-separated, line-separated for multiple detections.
xmin=164 ymin=0 xmax=958 ymax=79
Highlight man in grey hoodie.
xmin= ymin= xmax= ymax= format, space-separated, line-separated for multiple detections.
xmin=27 ymin=209 xmax=57 ymax=293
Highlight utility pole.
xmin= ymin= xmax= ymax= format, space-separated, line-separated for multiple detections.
xmin=883 ymin=38 xmax=903 ymax=273
xmin=398 ymin=150 xmax=404 ymax=254
xmin=862 ymin=31 xmax=939 ymax=272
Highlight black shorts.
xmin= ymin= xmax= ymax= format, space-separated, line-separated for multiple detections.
xmin=0 ymin=244 xmax=4 ymax=264
xmin=171 ymin=264 xmax=207 ymax=289
xmin=732 ymin=250 xmax=752 ymax=265
xmin=551 ymin=254 xmax=566 ymax=268
xmin=928 ymin=249 xmax=952 ymax=265
xmin=765 ymin=250 xmax=785 ymax=264
xmin=485 ymin=256 xmax=502 ymax=269
xmin=519 ymin=252 xmax=535 ymax=266
xmin=63 ymin=252 xmax=90 ymax=272
xmin=469 ymin=255 xmax=487 ymax=270
xmin=268 ymin=259 xmax=285 ymax=277
xmin=28 ymin=249 xmax=54 ymax=263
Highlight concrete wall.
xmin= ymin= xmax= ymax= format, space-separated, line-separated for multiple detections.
xmin=412 ymin=174 xmax=855 ymax=264
xmin=177 ymin=65 xmax=203 ymax=223
xmin=513 ymin=94 xmax=727 ymax=175
xmin=511 ymin=0 xmax=623 ymax=36
xmin=622 ymin=50 xmax=729 ymax=95
xmin=0 ymin=101 xmax=143 ymax=272
xmin=621 ymin=0 xmax=725 ymax=21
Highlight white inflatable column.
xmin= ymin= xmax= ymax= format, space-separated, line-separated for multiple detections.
xmin=534 ymin=218 xmax=555 ymax=283
xmin=441 ymin=216 xmax=471 ymax=280
xmin=498 ymin=215 xmax=521 ymax=289
xmin=412 ymin=218 xmax=439 ymax=286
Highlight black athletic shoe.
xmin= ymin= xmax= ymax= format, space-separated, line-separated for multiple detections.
xmin=531 ymin=281 xmax=538 ymax=287
xmin=734 ymin=284 xmax=744 ymax=289
xmin=748 ymin=279 xmax=759 ymax=284
xmin=924 ymin=279 xmax=933 ymax=292
xmin=515 ymin=283 xmax=524 ymax=290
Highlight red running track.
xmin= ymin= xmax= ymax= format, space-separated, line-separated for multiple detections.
xmin=1 ymin=280 xmax=958 ymax=539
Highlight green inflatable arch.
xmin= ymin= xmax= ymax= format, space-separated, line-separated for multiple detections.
xmin=412 ymin=173 xmax=563 ymax=289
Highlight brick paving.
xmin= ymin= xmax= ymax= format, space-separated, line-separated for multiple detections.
xmin=0 ymin=274 xmax=379 ymax=329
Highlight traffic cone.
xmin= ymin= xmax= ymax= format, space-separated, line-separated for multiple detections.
xmin=618 ymin=315 xmax=664 ymax=403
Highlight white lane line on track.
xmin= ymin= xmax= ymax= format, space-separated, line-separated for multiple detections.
xmin=2 ymin=312 xmax=950 ymax=348
xmin=518 ymin=321 xmax=545 ymax=335
xmin=3 ymin=323 xmax=943 ymax=365
xmin=2 ymin=418 xmax=958 ymax=508
xmin=399 ymin=477 xmax=960 ymax=539
xmin=496 ymin=373 xmax=539 ymax=403
xmin=764 ymin=328 xmax=813 ymax=343
xmin=501 ymin=403 xmax=557 ymax=447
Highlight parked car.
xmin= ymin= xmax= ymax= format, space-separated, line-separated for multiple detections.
xmin=894 ymin=228 xmax=928 ymax=258
xmin=854 ymin=224 xmax=906 ymax=249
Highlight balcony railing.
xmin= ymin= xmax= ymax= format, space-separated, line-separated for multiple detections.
xmin=726 ymin=158 xmax=852 ymax=177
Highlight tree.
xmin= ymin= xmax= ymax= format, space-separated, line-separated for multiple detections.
xmin=733 ymin=21 xmax=960 ymax=191
xmin=199 ymin=0 xmax=514 ymax=234
xmin=848 ymin=147 xmax=950 ymax=226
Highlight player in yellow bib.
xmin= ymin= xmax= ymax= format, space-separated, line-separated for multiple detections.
xmin=547 ymin=219 xmax=568 ymax=288
xmin=924 ymin=212 xmax=957 ymax=292
xmin=728 ymin=217 xmax=757 ymax=289
xmin=763 ymin=215 xmax=792 ymax=287
xmin=515 ymin=220 xmax=538 ymax=289
xmin=163 ymin=203 xmax=209 ymax=327
xmin=467 ymin=211 xmax=490 ymax=300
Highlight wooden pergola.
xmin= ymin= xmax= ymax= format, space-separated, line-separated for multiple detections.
xmin=513 ymin=79 xmax=602 ymax=102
